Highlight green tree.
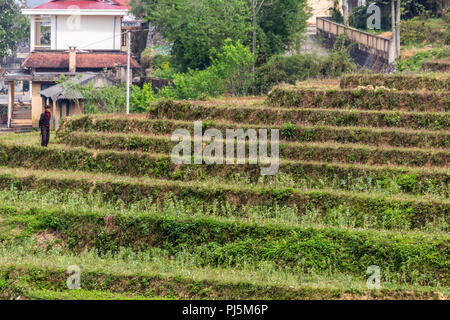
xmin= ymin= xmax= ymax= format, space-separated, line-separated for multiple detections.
xmin=257 ymin=0 xmax=309 ymax=60
xmin=131 ymin=0 xmax=310 ymax=71
xmin=138 ymin=0 xmax=251 ymax=72
xmin=0 ymin=0 xmax=29 ymax=58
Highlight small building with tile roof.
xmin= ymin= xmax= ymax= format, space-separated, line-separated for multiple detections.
xmin=2 ymin=0 xmax=140 ymax=129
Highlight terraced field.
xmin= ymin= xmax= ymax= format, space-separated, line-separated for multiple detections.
xmin=0 ymin=74 xmax=448 ymax=300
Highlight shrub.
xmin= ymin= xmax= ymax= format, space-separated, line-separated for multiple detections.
xmin=349 ymin=2 xmax=392 ymax=31
xmin=254 ymin=53 xmax=357 ymax=94
xmin=397 ymin=47 xmax=450 ymax=71
xmin=281 ymin=123 xmax=296 ymax=140
xmin=130 ymin=83 xmax=155 ymax=113
xmin=158 ymin=39 xmax=254 ymax=99
xmin=401 ymin=17 xmax=450 ymax=46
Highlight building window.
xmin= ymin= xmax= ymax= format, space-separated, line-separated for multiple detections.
xmin=35 ymin=15 xmax=51 ymax=48
xmin=40 ymin=83 xmax=53 ymax=91
xmin=66 ymin=102 xmax=70 ymax=117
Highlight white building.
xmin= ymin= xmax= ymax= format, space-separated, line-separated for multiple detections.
xmin=23 ymin=0 xmax=128 ymax=51
xmin=3 ymin=0 xmax=139 ymax=129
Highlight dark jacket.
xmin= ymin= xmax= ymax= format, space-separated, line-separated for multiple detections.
xmin=39 ymin=111 xmax=51 ymax=128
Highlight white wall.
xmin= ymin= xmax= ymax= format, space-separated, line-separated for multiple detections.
xmin=53 ymin=15 xmax=122 ymax=50
xmin=307 ymin=0 xmax=342 ymax=24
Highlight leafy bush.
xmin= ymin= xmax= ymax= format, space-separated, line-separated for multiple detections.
xmin=401 ymin=17 xmax=450 ymax=45
xmin=254 ymin=52 xmax=357 ymax=94
xmin=349 ymin=2 xmax=392 ymax=31
xmin=281 ymin=123 xmax=296 ymax=140
xmin=130 ymin=83 xmax=155 ymax=113
xmin=329 ymin=0 xmax=344 ymax=24
xmin=158 ymin=39 xmax=254 ymax=99
xmin=397 ymin=47 xmax=450 ymax=71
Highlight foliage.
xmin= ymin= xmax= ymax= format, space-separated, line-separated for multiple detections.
xmin=0 ymin=0 xmax=29 ymax=58
xmin=254 ymin=52 xmax=357 ymax=94
xmin=157 ymin=39 xmax=255 ymax=99
xmin=329 ymin=0 xmax=344 ymax=24
xmin=130 ymin=83 xmax=156 ymax=113
xmin=340 ymin=74 xmax=450 ymax=91
xmin=256 ymin=0 xmax=310 ymax=62
xmin=134 ymin=0 xmax=251 ymax=72
xmin=152 ymin=58 xmax=177 ymax=79
xmin=59 ymin=76 xmax=155 ymax=114
xmin=349 ymin=1 xmax=392 ymax=31
xmin=400 ymin=17 xmax=450 ymax=45
xmin=131 ymin=0 xmax=309 ymax=71
xmin=397 ymin=47 xmax=450 ymax=71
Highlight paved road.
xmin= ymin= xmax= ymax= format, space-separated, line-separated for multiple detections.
xmin=285 ymin=25 xmax=330 ymax=57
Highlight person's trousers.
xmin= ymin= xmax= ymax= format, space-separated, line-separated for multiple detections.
xmin=41 ymin=127 xmax=50 ymax=147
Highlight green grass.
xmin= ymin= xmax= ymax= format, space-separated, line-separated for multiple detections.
xmin=147 ymin=101 xmax=449 ymax=130
xmin=0 ymin=199 xmax=447 ymax=300
xmin=340 ymin=74 xmax=450 ymax=91
xmin=1 ymin=135 xmax=447 ymax=199
xmin=57 ymin=131 xmax=449 ymax=167
xmin=0 ymin=167 xmax=448 ymax=232
xmin=1 ymin=80 xmax=449 ymax=300
xmin=2 ymin=247 xmax=445 ymax=300
xmin=267 ymin=86 xmax=450 ymax=112
xmin=59 ymin=116 xmax=450 ymax=148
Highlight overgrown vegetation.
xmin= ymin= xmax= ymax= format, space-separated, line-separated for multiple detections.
xmin=1 ymin=75 xmax=449 ymax=298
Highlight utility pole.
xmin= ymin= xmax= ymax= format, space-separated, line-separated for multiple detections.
xmin=390 ymin=0 xmax=401 ymax=60
xmin=251 ymin=0 xmax=265 ymax=75
xmin=126 ymin=30 xmax=131 ymax=115
xmin=391 ymin=0 xmax=396 ymax=59
xmin=343 ymin=0 xmax=349 ymax=26
xmin=396 ymin=0 xmax=401 ymax=58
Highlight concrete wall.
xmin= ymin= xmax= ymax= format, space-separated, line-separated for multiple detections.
xmin=53 ymin=15 xmax=122 ymax=50
xmin=317 ymin=29 xmax=395 ymax=73
xmin=30 ymin=15 xmax=122 ymax=51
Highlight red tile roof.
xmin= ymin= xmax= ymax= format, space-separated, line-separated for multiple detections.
xmin=32 ymin=0 xmax=129 ymax=10
xmin=22 ymin=51 xmax=139 ymax=69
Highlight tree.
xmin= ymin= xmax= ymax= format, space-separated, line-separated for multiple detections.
xmin=131 ymin=0 xmax=309 ymax=71
xmin=138 ymin=0 xmax=250 ymax=72
xmin=0 ymin=0 xmax=29 ymax=58
xmin=390 ymin=0 xmax=401 ymax=60
xmin=343 ymin=0 xmax=349 ymax=25
xmin=257 ymin=0 xmax=309 ymax=60
xmin=251 ymin=0 xmax=265 ymax=75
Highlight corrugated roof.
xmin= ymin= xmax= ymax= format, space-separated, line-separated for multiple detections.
xmin=40 ymin=73 xmax=115 ymax=101
xmin=22 ymin=51 xmax=139 ymax=69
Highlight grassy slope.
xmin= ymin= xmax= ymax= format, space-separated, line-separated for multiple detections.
xmin=0 ymin=80 xmax=448 ymax=300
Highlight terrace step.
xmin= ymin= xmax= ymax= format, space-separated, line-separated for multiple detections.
xmin=60 ymin=131 xmax=450 ymax=167
xmin=0 ymin=141 xmax=448 ymax=199
xmin=0 ymin=203 xmax=447 ymax=288
xmin=1 ymin=263 xmax=442 ymax=300
xmin=267 ymin=86 xmax=450 ymax=112
xmin=147 ymin=101 xmax=449 ymax=130
xmin=0 ymin=166 xmax=447 ymax=230
xmin=340 ymin=74 xmax=450 ymax=91
xmin=60 ymin=116 xmax=450 ymax=149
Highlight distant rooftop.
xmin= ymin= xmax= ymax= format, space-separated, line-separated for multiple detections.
xmin=30 ymin=0 xmax=128 ymax=10
xmin=22 ymin=51 xmax=139 ymax=69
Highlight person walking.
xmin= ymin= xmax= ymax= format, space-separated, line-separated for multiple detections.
xmin=39 ymin=105 xmax=52 ymax=147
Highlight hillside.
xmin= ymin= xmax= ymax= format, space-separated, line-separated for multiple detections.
xmin=0 ymin=74 xmax=448 ymax=300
